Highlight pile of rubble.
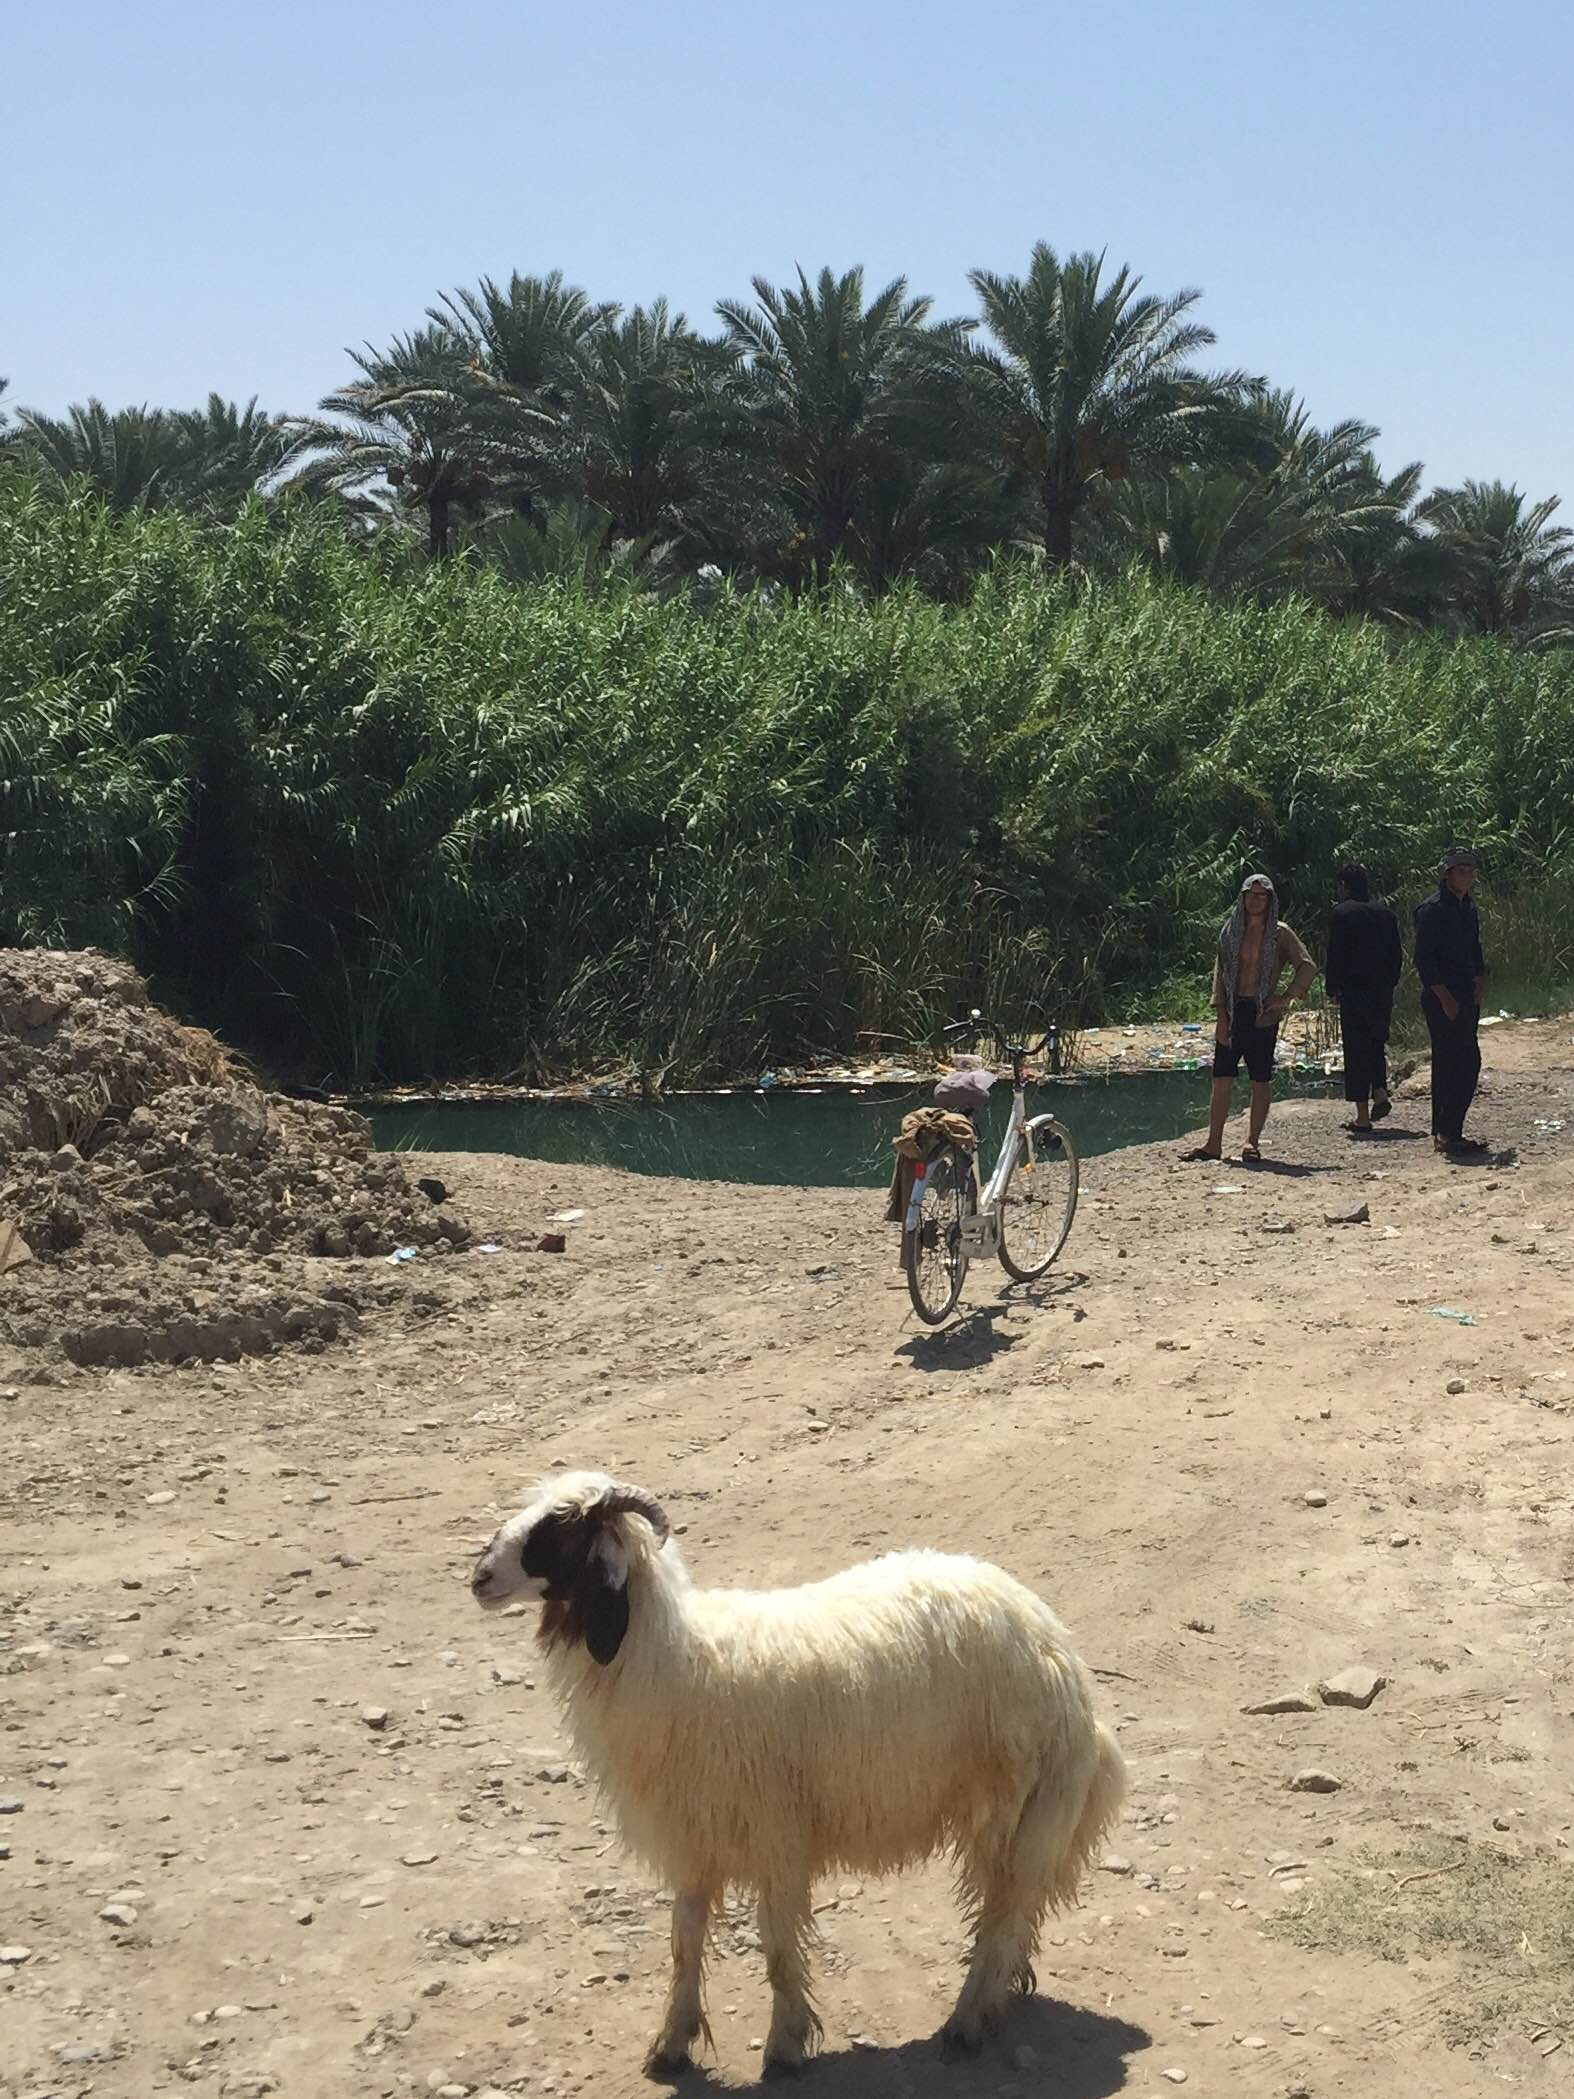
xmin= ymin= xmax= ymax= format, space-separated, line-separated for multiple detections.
xmin=0 ymin=949 xmax=468 ymax=1368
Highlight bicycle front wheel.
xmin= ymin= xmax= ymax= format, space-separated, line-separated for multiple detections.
xmin=904 ymin=1146 xmax=976 ymax=1324
xmin=998 ymin=1115 xmax=1079 ymax=1281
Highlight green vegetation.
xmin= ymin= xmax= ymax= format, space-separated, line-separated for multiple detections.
xmin=3 ymin=474 xmax=1572 ymax=1088
xmin=5 ymin=242 xmax=1572 ymax=1083
xmin=1273 ymin=1837 xmax=1574 ymax=2046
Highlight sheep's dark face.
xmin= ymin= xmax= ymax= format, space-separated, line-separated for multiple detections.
xmin=472 ymin=1476 xmax=659 ymax=1665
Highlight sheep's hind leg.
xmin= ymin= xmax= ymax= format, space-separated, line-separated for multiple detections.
xmin=758 ymin=1881 xmax=821 ymax=2078
xmin=645 ymin=1887 xmax=713 ymax=2078
xmin=943 ymin=1807 xmax=1054 ymax=2055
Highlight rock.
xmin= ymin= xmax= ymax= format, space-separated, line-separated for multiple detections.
xmin=1162 ymin=2072 xmax=1189 ymax=2086
xmin=293 ymin=1904 xmax=315 ymax=1924
xmin=1286 ymin=1769 xmax=1342 ymax=1793
xmin=448 ymin=1920 xmax=488 ymax=1948
xmin=1302 ymin=1490 xmax=1328 ymax=1508
xmin=0 ymin=1798 xmax=21 ymax=1813
xmin=421 ymin=1979 xmax=447 ymax=1998
xmin=1243 ymin=1690 xmax=1318 ymax=1715
xmin=1446 ymin=1377 xmax=1467 ymax=1395
xmin=1262 ymin=1220 xmax=1295 ymax=1234
xmin=361 ymin=1706 xmax=390 ymax=1731
xmin=1319 ymin=1667 xmax=1386 ymax=1710
xmin=535 ymin=1763 xmax=572 ymax=1784
xmin=416 ymin=1176 xmax=448 ymax=1204
xmin=1389 ymin=1532 xmax=1410 ymax=1548
xmin=1077 ymin=1355 xmax=1107 ymax=1369
xmin=0 ymin=1944 xmax=33 ymax=1964
xmin=402 ymin=1848 xmax=439 ymax=1867
xmin=214 ymin=2002 xmax=245 ymax=2019
xmin=1099 ymin=1854 xmax=1134 ymax=1875
xmin=145 ymin=1489 xmax=177 ymax=1505
xmin=1493 ymin=1815 xmax=1511 ymax=1831
xmin=98 ymin=1901 xmax=138 ymax=1926
xmin=1323 ymin=1203 xmax=1370 ymax=1226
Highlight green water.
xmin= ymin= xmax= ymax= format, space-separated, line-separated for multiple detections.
xmin=371 ymin=1068 xmax=1336 ymax=1188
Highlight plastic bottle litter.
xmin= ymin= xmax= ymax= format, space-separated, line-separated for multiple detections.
xmin=474 ymin=1242 xmax=503 ymax=1255
xmin=386 ymin=1246 xmax=418 ymax=1264
xmin=547 ymin=1209 xmax=586 ymax=1224
xmin=1429 ymin=1305 xmax=1476 ymax=1326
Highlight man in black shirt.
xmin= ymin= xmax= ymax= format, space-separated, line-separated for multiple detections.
xmin=1325 ymin=863 xmax=1403 ymax=1132
xmin=1414 ymin=847 xmax=1489 ymax=1156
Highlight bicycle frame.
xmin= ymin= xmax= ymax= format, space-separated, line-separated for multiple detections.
xmin=959 ymin=1064 xmax=1034 ymax=1257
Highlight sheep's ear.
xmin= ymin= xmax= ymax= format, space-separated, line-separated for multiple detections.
xmin=582 ymin=1530 xmax=630 ymax=1665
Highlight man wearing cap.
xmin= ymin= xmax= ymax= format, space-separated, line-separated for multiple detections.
xmin=1414 ymin=848 xmax=1489 ymax=1156
xmin=1186 ymin=872 xmax=1317 ymax=1163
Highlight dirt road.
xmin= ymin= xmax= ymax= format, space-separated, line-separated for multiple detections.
xmin=4 ymin=1024 xmax=1572 ymax=2098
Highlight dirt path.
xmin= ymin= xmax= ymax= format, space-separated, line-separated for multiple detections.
xmin=4 ymin=1026 xmax=1572 ymax=2099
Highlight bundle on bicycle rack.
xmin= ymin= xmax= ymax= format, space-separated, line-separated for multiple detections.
xmin=885 ymin=1106 xmax=981 ymax=1264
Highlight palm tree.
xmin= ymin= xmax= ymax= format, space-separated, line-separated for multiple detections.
xmin=11 ymin=394 xmax=287 ymax=515
xmin=1099 ymin=468 xmax=1319 ymax=597
xmin=703 ymin=265 xmax=942 ymax=588
xmin=277 ymin=330 xmax=551 ymax=557
xmin=563 ymin=301 xmax=706 ymax=541
xmin=12 ymin=399 xmax=186 ymax=511
xmin=947 ymin=244 xmax=1242 ymax=566
xmin=1418 ymin=480 xmax=1574 ymax=643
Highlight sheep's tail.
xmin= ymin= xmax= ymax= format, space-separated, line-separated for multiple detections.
xmin=1057 ymin=1720 xmax=1127 ymax=1907
xmin=1022 ymin=1718 xmax=1127 ymax=1920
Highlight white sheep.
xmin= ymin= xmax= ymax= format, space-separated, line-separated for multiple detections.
xmin=471 ymin=1470 xmax=1126 ymax=2077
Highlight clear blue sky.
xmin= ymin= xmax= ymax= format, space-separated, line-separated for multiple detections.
xmin=8 ymin=0 xmax=1573 ymax=504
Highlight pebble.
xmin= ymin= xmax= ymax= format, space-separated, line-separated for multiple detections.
xmin=449 ymin=1920 xmax=488 ymax=1947
xmin=102 ymin=1652 xmax=131 ymax=1667
xmin=0 ymin=1944 xmax=33 ymax=1964
xmin=1077 ymin=1355 xmax=1107 ymax=1369
xmin=1162 ymin=2072 xmax=1189 ymax=2085
xmin=0 ymin=1799 xmax=21 ymax=1814
xmin=1099 ymin=1854 xmax=1134 ymax=1874
xmin=98 ymin=1902 xmax=137 ymax=1926
xmin=293 ymin=1904 xmax=315 ymax=1924
xmin=145 ymin=1490 xmax=177 ymax=1505
xmin=1389 ymin=1532 xmax=1410 ymax=1547
xmin=1286 ymin=1769 xmax=1342 ymax=1793
xmin=361 ymin=1707 xmax=390 ymax=1731
xmin=1319 ymin=1667 xmax=1386 ymax=1710
xmin=1302 ymin=1490 xmax=1327 ymax=1507
xmin=402 ymin=1848 xmax=439 ymax=1867
xmin=1243 ymin=1690 xmax=1318 ymax=1715
xmin=536 ymin=1763 xmax=572 ymax=1784
xmin=1446 ymin=1378 xmax=1467 ymax=1395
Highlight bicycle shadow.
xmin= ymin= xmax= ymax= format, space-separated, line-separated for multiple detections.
xmin=655 ymin=1997 xmax=1149 ymax=2096
xmin=895 ymin=1303 xmax=1022 ymax=1371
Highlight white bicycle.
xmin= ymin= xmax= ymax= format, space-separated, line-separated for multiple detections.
xmin=904 ymin=1014 xmax=1080 ymax=1325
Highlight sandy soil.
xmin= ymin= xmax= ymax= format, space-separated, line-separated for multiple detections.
xmin=3 ymin=1022 xmax=1572 ymax=2099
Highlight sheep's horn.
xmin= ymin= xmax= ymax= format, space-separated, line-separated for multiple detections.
xmin=601 ymin=1482 xmax=670 ymax=1545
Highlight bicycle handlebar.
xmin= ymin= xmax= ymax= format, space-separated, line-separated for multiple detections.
xmin=940 ymin=1011 xmax=1058 ymax=1059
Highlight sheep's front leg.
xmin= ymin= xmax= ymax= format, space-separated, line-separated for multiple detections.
xmin=646 ymin=1886 xmax=713 ymax=2077
xmin=758 ymin=1881 xmax=822 ymax=2077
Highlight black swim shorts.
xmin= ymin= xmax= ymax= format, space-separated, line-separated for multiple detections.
xmin=1212 ymin=997 xmax=1277 ymax=1083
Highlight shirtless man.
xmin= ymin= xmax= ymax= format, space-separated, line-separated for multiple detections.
xmin=1186 ymin=872 xmax=1317 ymax=1163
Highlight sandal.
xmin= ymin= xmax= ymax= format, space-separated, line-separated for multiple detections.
xmin=1182 ymin=1145 xmax=1223 ymax=1162
xmin=1371 ymin=1097 xmax=1392 ymax=1123
xmin=1241 ymin=1142 xmax=1262 ymax=1163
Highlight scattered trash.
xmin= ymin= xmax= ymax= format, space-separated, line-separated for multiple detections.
xmin=1211 ymin=1182 xmax=1245 ymax=1195
xmin=1323 ymin=1203 xmax=1371 ymax=1226
xmin=547 ymin=1208 xmax=586 ymax=1224
xmin=1533 ymin=1118 xmax=1565 ymax=1133
xmin=536 ymin=1233 xmax=567 ymax=1254
xmin=0 ymin=1219 xmax=34 ymax=1277
xmin=386 ymin=1246 xmax=418 ymax=1264
xmin=1430 ymin=1305 xmax=1477 ymax=1326
xmin=474 ymin=1242 xmax=503 ymax=1255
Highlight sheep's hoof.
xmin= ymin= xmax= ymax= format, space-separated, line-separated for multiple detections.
xmin=939 ymin=2017 xmax=986 ymax=2058
xmin=644 ymin=2045 xmax=695 ymax=2081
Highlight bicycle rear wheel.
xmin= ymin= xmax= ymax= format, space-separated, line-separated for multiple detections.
xmin=998 ymin=1115 xmax=1079 ymax=1281
xmin=904 ymin=1146 xmax=975 ymax=1324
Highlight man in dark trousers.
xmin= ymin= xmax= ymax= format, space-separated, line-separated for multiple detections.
xmin=1325 ymin=863 xmax=1403 ymax=1132
xmin=1414 ymin=846 xmax=1489 ymax=1156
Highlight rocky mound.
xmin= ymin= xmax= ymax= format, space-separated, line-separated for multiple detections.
xmin=0 ymin=949 xmax=468 ymax=1369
